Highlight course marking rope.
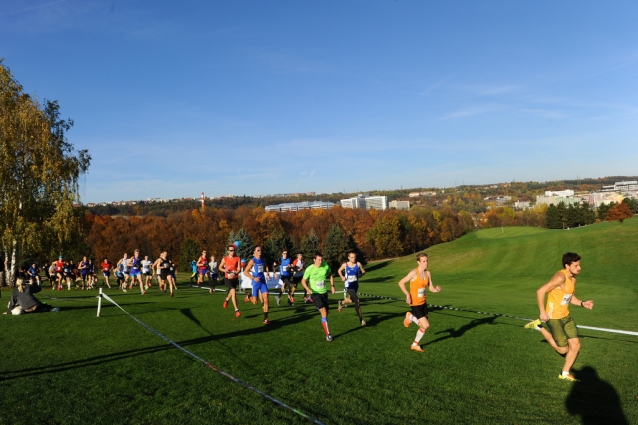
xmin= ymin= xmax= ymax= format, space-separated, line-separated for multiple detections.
xmin=99 ymin=293 xmax=325 ymax=425
xmin=357 ymin=292 xmax=638 ymax=337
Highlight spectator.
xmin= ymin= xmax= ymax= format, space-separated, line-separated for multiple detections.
xmin=4 ymin=278 xmax=59 ymax=315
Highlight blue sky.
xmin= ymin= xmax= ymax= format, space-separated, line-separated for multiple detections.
xmin=2 ymin=1 xmax=637 ymax=203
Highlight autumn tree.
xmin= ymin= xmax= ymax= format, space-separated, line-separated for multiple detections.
xmin=0 ymin=61 xmax=91 ymax=285
xmin=607 ymin=203 xmax=633 ymax=224
xmin=366 ymin=214 xmax=404 ymax=259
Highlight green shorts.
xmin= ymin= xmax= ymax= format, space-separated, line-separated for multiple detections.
xmin=546 ymin=314 xmax=579 ymax=347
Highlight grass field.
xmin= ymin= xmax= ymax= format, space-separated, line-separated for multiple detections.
xmin=1 ymin=219 xmax=637 ymax=424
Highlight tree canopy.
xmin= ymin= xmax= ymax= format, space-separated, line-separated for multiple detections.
xmin=0 ymin=61 xmax=91 ymax=284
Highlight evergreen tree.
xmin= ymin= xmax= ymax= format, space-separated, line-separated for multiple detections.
xmin=597 ymin=202 xmax=614 ymax=221
xmin=323 ymin=225 xmax=349 ymax=271
xmin=556 ymin=202 xmax=568 ymax=229
xmin=566 ymin=204 xmax=578 ymax=228
xmin=622 ymin=197 xmax=637 ymax=213
xmin=347 ymin=233 xmax=368 ymax=266
xmin=264 ymin=228 xmax=295 ymax=266
xmin=300 ymin=229 xmax=321 ymax=261
xmin=228 ymin=228 xmax=255 ymax=262
xmin=581 ymin=202 xmax=596 ymax=225
xmin=546 ymin=204 xmax=561 ymax=229
xmin=179 ymin=238 xmax=200 ymax=272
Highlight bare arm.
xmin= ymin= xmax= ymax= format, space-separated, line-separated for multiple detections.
xmin=301 ymin=277 xmax=311 ymax=295
xmin=330 ymin=274 xmax=335 ymax=294
xmin=569 ymin=283 xmax=594 ymax=310
xmin=219 ymin=258 xmax=227 ymax=273
xmin=243 ymin=260 xmax=255 ymax=279
xmin=397 ymin=270 xmax=417 ymax=304
xmin=358 ymin=262 xmax=366 ymax=275
xmin=337 ymin=263 xmax=346 ymax=281
xmin=427 ymin=271 xmax=441 ymax=292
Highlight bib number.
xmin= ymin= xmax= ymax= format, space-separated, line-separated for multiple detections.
xmin=315 ymin=280 xmax=325 ymax=290
xmin=257 ymin=265 xmax=264 ymax=273
xmin=347 ymin=275 xmax=357 ymax=282
xmin=418 ymin=288 xmax=426 ymax=298
xmin=561 ymin=293 xmax=573 ymax=306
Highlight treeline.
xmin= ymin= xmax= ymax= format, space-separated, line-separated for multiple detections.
xmin=84 ymin=206 xmax=476 ymax=271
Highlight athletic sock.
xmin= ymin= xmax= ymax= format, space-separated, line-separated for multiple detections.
xmin=411 ymin=316 xmax=419 ymax=325
xmin=412 ymin=328 xmax=425 ymax=346
xmin=321 ymin=317 xmax=330 ymax=336
xmin=561 ymin=370 xmax=570 ymax=377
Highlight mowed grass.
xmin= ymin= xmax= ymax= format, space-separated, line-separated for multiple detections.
xmin=1 ymin=219 xmax=637 ymax=424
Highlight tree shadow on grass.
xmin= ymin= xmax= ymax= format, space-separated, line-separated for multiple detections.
xmin=364 ymin=260 xmax=392 ymax=272
xmin=422 ymin=315 xmax=498 ymax=347
xmin=565 ymin=366 xmax=629 ymax=425
xmin=1 ymin=308 xmax=319 ymax=381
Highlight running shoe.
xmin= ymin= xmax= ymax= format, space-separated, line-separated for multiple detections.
xmin=235 ymin=310 xmax=241 ymax=318
xmin=326 ymin=334 xmax=333 ymax=342
xmin=558 ymin=373 xmax=578 ymax=382
xmin=223 ymin=299 xmax=229 ymax=309
xmin=525 ymin=319 xmax=542 ymax=330
xmin=141 ymin=291 xmax=147 ymax=295
xmin=361 ymin=320 xmax=366 ymax=326
xmin=263 ymin=318 xmax=271 ymax=325
xmin=410 ymin=344 xmax=424 ymax=353
xmin=244 ymin=295 xmax=250 ymax=303
xmin=209 ymin=288 xmax=213 ymax=294
xmin=404 ymin=312 xmax=412 ymax=328
xmin=287 ymin=299 xmax=293 ymax=306
xmin=123 ymin=289 xmax=127 ymax=293
xmin=275 ymin=295 xmax=281 ymax=306
xmin=304 ymin=296 xmax=313 ymax=304
xmin=50 ymin=307 xmax=60 ymax=312
xmin=338 ymin=300 xmax=343 ymax=312
xmin=170 ymin=293 xmax=174 ymax=297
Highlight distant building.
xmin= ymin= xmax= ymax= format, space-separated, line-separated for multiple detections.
xmin=545 ymin=190 xmax=574 ymax=197
xmin=408 ymin=191 xmax=436 ymax=197
xmin=484 ymin=195 xmax=511 ymax=205
xmin=514 ymin=200 xmax=530 ymax=210
xmin=340 ymin=194 xmax=367 ymax=209
xmin=389 ymin=200 xmax=410 ymax=210
xmin=601 ymin=181 xmax=638 ymax=193
xmin=365 ymin=196 xmax=388 ymax=211
xmin=265 ymin=201 xmax=335 ymax=212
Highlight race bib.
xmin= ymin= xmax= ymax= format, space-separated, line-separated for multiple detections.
xmin=418 ymin=288 xmax=426 ymax=298
xmin=347 ymin=275 xmax=357 ymax=282
xmin=561 ymin=293 xmax=573 ymax=305
xmin=315 ymin=280 xmax=325 ymax=289
xmin=257 ymin=265 xmax=264 ymax=273
xmin=282 ymin=266 xmax=289 ymax=272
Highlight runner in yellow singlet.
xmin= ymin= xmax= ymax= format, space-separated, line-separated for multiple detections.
xmin=524 ymin=252 xmax=594 ymax=382
xmin=397 ymin=253 xmax=441 ymax=352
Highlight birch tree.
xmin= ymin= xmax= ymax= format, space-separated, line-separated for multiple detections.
xmin=0 ymin=61 xmax=91 ymax=286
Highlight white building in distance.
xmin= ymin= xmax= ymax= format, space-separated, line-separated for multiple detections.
xmin=265 ymin=201 xmax=334 ymax=212
xmin=545 ymin=190 xmax=574 ymax=197
xmin=340 ymin=194 xmax=388 ymax=210
xmin=389 ymin=200 xmax=410 ymax=210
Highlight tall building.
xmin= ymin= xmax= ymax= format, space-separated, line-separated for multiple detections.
xmin=265 ymin=201 xmax=334 ymax=212
xmin=364 ymin=196 xmax=388 ymax=211
xmin=340 ymin=194 xmax=367 ymax=209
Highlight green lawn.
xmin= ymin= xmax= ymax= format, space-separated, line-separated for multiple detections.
xmin=1 ymin=219 xmax=637 ymax=424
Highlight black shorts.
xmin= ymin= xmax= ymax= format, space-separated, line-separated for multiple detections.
xmin=281 ymin=276 xmax=292 ymax=287
xmin=144 ymin=271 xmax=152 ymax=276
xmin=224 ymin=278 xmax=238 ymax=290
xmin=411 ymin=303 xmax=428 ymax=320
xmin=160 ymin=270 xmax=170 ymax=281
xmin=292 ymin=275 xmax=303 ymax=285
xmin=346 ymin=288 xmax=359 ymax=303
xmin=312 ymin=293 xmax=329 ymax=311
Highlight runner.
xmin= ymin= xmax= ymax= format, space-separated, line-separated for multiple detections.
xmin=127 ymin=249 xmax=146 ymax=295
xmin=196 ymin=250 xmax=208 ymax=286
xmin=54 ymin=256 xmax=65 ymax=290
xmin=219 ymin=245 xmax=241 ymax=317
xmin=337 ymin=252 xmax=367 ymax=326
xmin=116 ymin=253 xmax=130 ymax=288
xmin=101 ymin=258 xmax=113 ymax=289
xmin=290 ymin=253 xmax=304 ymax=305
xmin=78 ymin=256 xmax=89 ymax=290
xmin=158 ymin=251 xmax=175 ymax=297
xmin=397 ymin=253 xmax=441 ymax=352
xmin=46 ymin=262 xmax=55 ymax=287
xmin=115 ymin=264 xmax=126 ymax=291
xmin=243 ymin=246 xmax=271 ymax=324
xmin=63 ymin=260 xmax=75 ymax=291
xmin=301 ymin=252 xmax=336 ymax=341
xmin=142 ymin=255 xmax=153 ymax=290
xmin=189 ymin=259 xmax=197 ymax=284
xmin=524 ymin=252 xmax=594 ymax=381
xmin=274 ymin=250 xmax=292 ymax=306
xmin=208 ymin=254 xmax=219 ymax=293
xmin=87 ymin=259 xmax=96 ymax=289
xmin=27 ymin=263 xmax=41 ymax=286
xmin=152 ymin=255 xmax=163 ymax=291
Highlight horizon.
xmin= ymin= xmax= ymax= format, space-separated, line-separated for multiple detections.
xmin=2 ymin=1 xmax=637 ymax=203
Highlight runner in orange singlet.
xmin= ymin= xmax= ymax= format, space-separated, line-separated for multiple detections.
xmin=397 ymin=253 xmax=441 ymax=352
xmin=219 ymin=245 xmax=241 ymax=317
xmin=524 ymin=252 xmax=594 ymax=382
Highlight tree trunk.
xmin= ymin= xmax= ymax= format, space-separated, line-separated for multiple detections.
xmin=4 ymin=243 xmax=18 ymax=286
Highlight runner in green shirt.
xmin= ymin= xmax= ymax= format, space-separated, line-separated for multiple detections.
xmin=301 ymin=252 xmax=335 ymax=341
